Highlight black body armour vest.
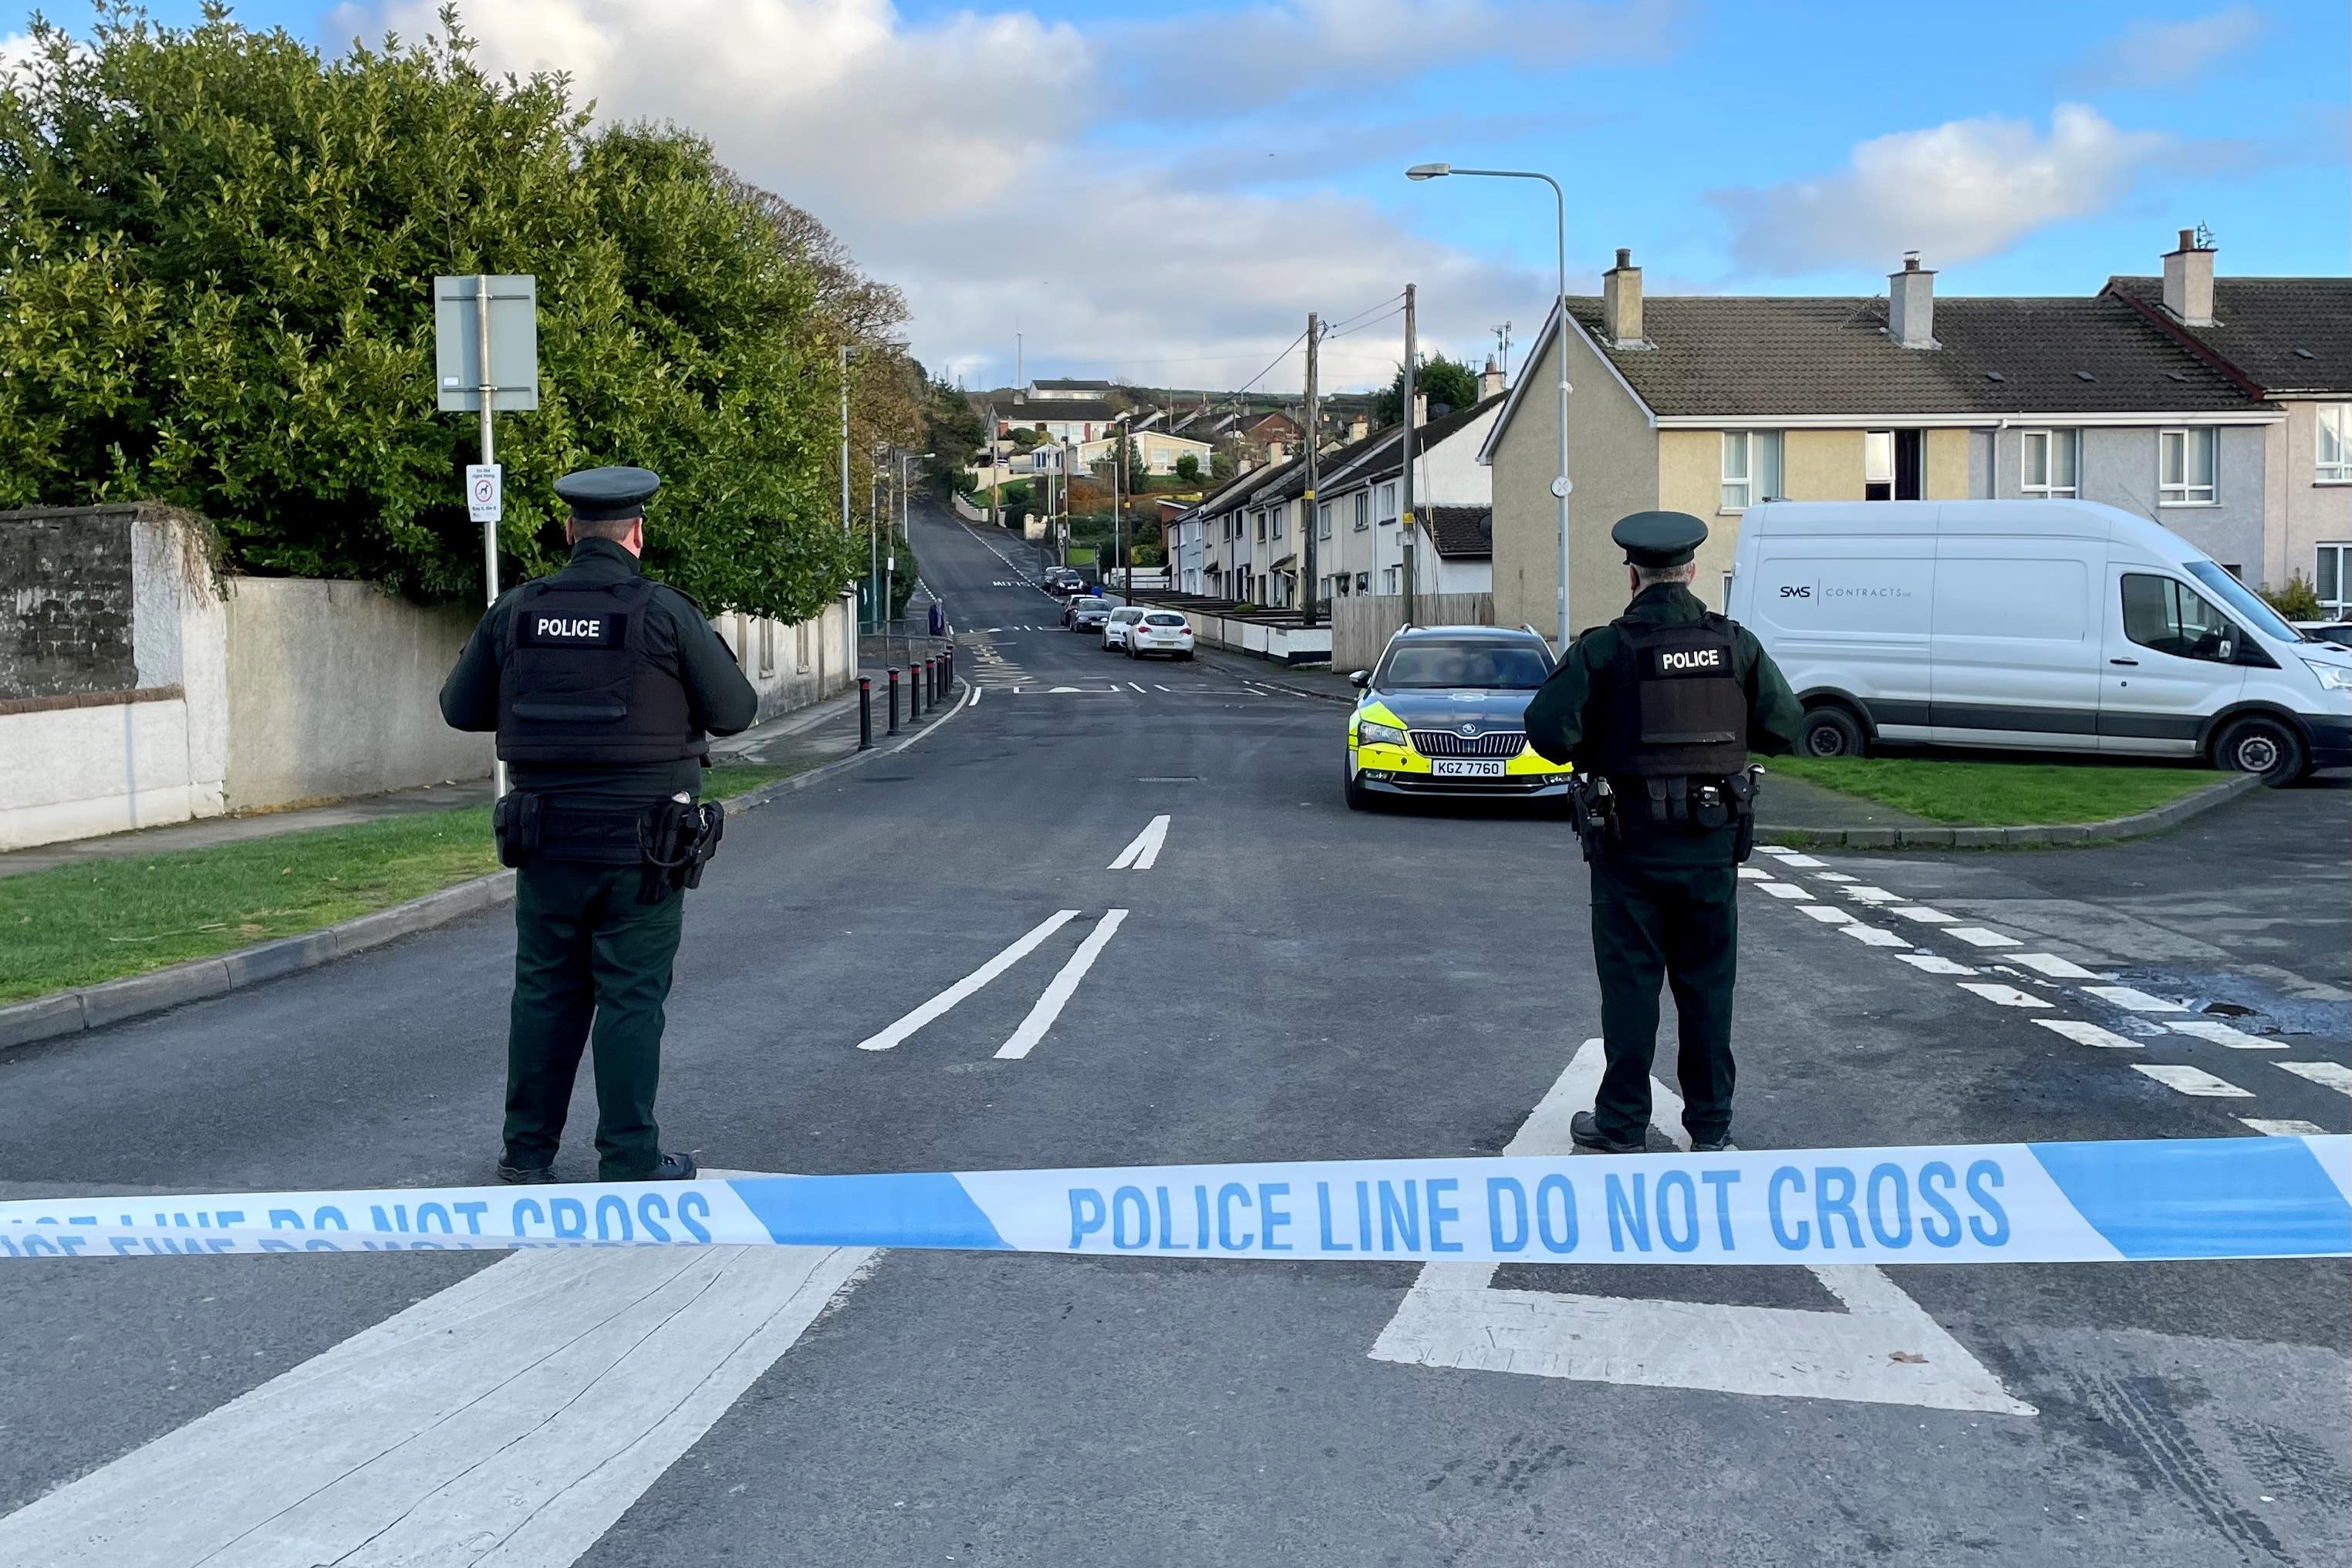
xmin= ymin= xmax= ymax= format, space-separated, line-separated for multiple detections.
xmin=495 ymin=578 xmax=705 ymax=764
xmin=1588 ymin=612 xmax=1750 ymax=779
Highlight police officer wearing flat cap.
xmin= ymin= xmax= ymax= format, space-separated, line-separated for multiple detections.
xmin=440 ymin=466 xmax=758 ymax=1184
xmin=1524 ymin=511 xmax=1801 ymax=1155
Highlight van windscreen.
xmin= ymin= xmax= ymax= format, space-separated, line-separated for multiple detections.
xmin=2185 ymin=561 xmax=2298 ymax=643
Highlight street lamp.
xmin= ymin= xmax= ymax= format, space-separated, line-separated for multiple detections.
xmin=1406 ymin=162 xmax=1572 ymax=649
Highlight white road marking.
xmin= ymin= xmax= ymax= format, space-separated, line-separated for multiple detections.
xmin=967 ymin=684 xmax=981 ymax=706
xmin=1758 ymin=882 xmax=1814 ymax=900
xmin=2033 ymin=1019 xmax=2143 ymax=1050
xmin=2132 ymin=1063 xmax=2254 ymax=1098
xmin=1797 ymin=905 xmax=1854 ymax=924
xmin=1753 ymin=844 xmax=1792 ymax=854
xmin=2168 ymin=1019 xmax=2281 ymax=1050
xmin=1109 ymin=814 xmax=1172 ymax=871
xmin=2008 ymin=953 xmax=2103 ymax=979
xmin=1842 ymin=886 xmax=1899 ymax=903
xmin=1840 ymin=924 xmax=1909 ymax=948
xmin=2082 ymin=985 xmax=2188 ymax=1013
xmin=1128 ymin=681 xmax=1146 ymax=693
xmin=2241 ymin=1118 xmax=2329 ymax=1136
xmin=1891 ymin=906 xmax=1956 ymax=923
xmin=996 ymin=909 xmax=1130 ymax=1061
xmin=856 ymin=910 xmax=1081 ymax=1051
xmin=1957 ymin=982 xmax=2050 ymax=1009
xmin=1368 ymin=1041 xmax=2032 ymax=1415
xmin=1764 ymin=850 xmax=1826 ymax=867
xmin=1736 ymin=867 xmax=1772 ymax=881
xmin=2276 ymin=1061 xmax=2352 ymax=1097
xmin=1814 ymin=872 xmax=1858 ymax=883
xmin=1896 ymin=953 xmax=1977 ymax=976
xmin=0 ymin=1243 xmax=872 ymax=1568
xmin=1945 ymin=927 xmax=2021 ymax=949
xmin=1155 ymin=683 xmax=1173 ymax=692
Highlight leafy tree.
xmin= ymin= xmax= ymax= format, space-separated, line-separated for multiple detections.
xmin=1373 ymin=353 xmax=1480 ymax=426
xmin=0 ymin=5 xmax=894 ymax=620
xmin=1007 ymin=426 xmax=1043 ymax=451
xmin=918 ymin=370 xmax=984 ymax=491
xmin=997 ymin=480 xmax=1033 ymax=517
xmin=1173 ymin=453 xmax=1200 ymax=483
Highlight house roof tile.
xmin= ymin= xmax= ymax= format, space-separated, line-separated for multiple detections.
xmin=2104 ymin=275 xmax=2352 ymax=397
xmin=1423 ymin=504 xmax=1492 ymax=559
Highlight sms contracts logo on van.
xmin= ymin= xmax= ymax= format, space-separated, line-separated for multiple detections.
xmin=1780 ymin=585 xmax=1812 ymax=599
xmin=1775 ymin=579 xmax=1917 ymax=602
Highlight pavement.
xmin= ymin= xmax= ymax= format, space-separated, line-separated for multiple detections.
xmin=2 ymin=497 xmax=2346 ymax=1566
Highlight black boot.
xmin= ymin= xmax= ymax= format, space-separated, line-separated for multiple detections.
xmin=497 ymin=1161 xmax=558 ymax=1185
xmin=641 ymin=1151 xmax=698 ymax=1181
xmin=1570 ymin=1111 xmax=1647 ymax=1155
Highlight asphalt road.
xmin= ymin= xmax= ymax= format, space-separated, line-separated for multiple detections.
xmin=2 ymin=500 xmax=2346 ymax=1567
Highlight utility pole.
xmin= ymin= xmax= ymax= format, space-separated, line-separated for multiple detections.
xmin=839 ymin=345 xmax=853 ymax=541
xmin=1301 ymin=311 xmax=1321 ymax=628
xmin=985 ymin=401 xmax=1000 ymax=531
xmin=1116 ymin=416 xmax=1129 ymax=602
xmin=1400 ymin=283 xmax=1417 ymax=629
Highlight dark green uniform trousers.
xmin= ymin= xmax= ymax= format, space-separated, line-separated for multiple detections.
xmin=1589 ymin=856 xmax=1739 ymax=1146
xmin=502 ymin=859 xmax=684 ymax=1181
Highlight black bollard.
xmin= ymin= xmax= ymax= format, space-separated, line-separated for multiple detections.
xmin=924 ymin=656 xmax=936 ymax=706
xmin=859 ymin=676 xmax=872 ymax=750
xmin=908 ymin=663 xmax=921 ymax=719
xmin=887 ymin=668 xmax=899 ymax=734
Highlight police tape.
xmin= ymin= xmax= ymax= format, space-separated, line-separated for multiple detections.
xmin=3 ymin=1135 xmax=2346 ymax=1265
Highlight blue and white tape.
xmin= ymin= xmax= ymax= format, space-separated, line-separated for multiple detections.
xmin=4 ymin=1135 xmax=2345 ymax=1265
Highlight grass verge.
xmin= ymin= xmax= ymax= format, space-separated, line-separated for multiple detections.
xmin=0 ymin=761 xmax=804 ymax=1005
xmin=1762 ymin=754 xmax=2228 ymax=827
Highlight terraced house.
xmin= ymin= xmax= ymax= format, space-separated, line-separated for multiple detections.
xmin=1482 ymin=239 xmax=2281 ymax=639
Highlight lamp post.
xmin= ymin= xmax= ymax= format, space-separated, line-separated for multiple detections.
xmin=1407 ymin=162 xmax=1572 ymax=649
xmin=1112 ymin=411 xmax=1134 ymax=602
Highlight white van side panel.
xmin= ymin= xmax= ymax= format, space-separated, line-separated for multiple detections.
xmin=1928 ymin=530 xmax=2105 ymax=755
xmin=1741 ymin=520 xmax=1933 ymax=739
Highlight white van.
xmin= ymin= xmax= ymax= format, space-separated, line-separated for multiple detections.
xmin=1724 ymin=501 xmax=2352 ymax=785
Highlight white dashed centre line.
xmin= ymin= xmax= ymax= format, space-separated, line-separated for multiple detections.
xmin=2081 ymin=985 xmax=2188 ymax=1013
xmin=2033 ymin=1019 xmax=2144 ymax=1050
xmin=2167 ymin=1019 xmax=2283 ymax=1050
xmin=2276 ymin=1061 xmax=2352 ymax=1097
xmin=2131 ymin=1063 xmax=2254 ymax=1098
xmin=2008 ymin=953 xmax=2103 ymax=979
xmin=1957 ymin=983 xmax=2051 ymax=1009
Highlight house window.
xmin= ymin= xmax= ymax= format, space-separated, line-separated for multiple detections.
xmin=2022 ymin=430 xmax=2080 ymax=497
xmin=1864 ymin=430 xmax=1894 ymax=500
xmin=1254 ymin=510 xmax=1267 ymax=541
xmin=2160 ymin=428 xmax=2218 ymax=505
xmin=1353 ymin=492 xmax=1369 ymax=531
xmin=1382 ymin=565 xmax=1400 ymax=593
xmin=1272 ymin=504 xmax=1284 ymax=539
xmin=1317 ymin=502 xmax=1331 ymax=540
xmin=1355 ymin=572 xmax=1371 ymax=594
xmin=2120 ymin=573 xmax=2235 ymax=661
xmin=2317 ymin=405 xmax=2351 ymax=484
xmin=759 ymin=619 xmax=776 ymax=676
xmin=1720 ymin=430 xmax=1782 ymax=511
xmin=1331 ymin=574 xmax=1350 ymax=598
xmin=2318 ymin=545 xmax=2352 ymax=616
xmin=1377 ymin=481 xmax=1399 ymax=523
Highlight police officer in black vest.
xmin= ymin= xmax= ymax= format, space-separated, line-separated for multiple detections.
xmin=1524 ymin=511 xmax=1802 ymax=1155
xmin=439 ymin=467 xmax=758 ymax=1184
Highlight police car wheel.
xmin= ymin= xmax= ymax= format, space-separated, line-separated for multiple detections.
xmin=1343 ymin=764 xmax=1375 ymax=811
xmin=1800 ymin=706 xmax=1867 ymax=759
xmin=2212 ymin=714 xmax=2306 ymax=786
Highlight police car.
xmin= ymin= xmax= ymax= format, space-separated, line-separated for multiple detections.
xmin=1344 ymin=626 xmax=1571 ymax=809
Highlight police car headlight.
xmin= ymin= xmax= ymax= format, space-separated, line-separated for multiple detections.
xmin=1358 ymin=719 xmax=1409 ymax=749
xmin=2302 ymin=657 xmax=2352 ymax=692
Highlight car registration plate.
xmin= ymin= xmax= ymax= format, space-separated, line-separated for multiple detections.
xmin=1431 ymin=759 xmax=1505 ymax=778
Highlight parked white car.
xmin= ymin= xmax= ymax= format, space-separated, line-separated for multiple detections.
xmin=1101 ymin=606 xmax=1147 ymax=651
xmin=1123 ymin=609 xmax=1196 ymax=661
xmin=1726 ymin=499 xmax=2352 ymax=784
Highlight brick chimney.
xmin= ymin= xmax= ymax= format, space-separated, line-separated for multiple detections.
xmin=1888 ymin=251 xmax=1937 ymax=349
xmin=2163 ymin=228 xmax=2215 ymax=326
xmin=1601 ymin=248 xmax=1642 ymax=346
xmin=1349 ymin=413 xmax=1369 ymax=441
xmin=1480 ymin=356 xmax=1506 ymax=400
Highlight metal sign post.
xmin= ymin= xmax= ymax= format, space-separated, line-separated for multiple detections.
xmin=435 ymin=274 xmax=539 ymax=797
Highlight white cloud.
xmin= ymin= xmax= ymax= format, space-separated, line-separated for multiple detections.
xmin=2070 ymin=6 xmax=2266 ymax=90
xmin=344 ymin=0 xmax=1565 ymax=390
xmin=1708 ymin=105 xmax=2171 ymax=275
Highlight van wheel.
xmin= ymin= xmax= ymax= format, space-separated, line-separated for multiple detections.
xmin=2211 ymin=714 xmax=2307 ymax=786
xmin=1799 ymin=706 xmax=1867 ymax=759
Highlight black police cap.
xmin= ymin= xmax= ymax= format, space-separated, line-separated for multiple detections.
xmin=1612 ymin=509 xmax=1709 ymax=568
xmin=554 ymin=466 xmax=662 ymax=523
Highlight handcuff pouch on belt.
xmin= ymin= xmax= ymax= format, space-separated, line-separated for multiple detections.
xmin=491 ymin=791 xmax=543 ymax=868
xmin=1566 ymin=774 xmax=1618 ymax=865
xmin=1595 ymin=766 xmax=1765 ymax=862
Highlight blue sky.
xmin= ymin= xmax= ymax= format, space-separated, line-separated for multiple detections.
xmin=11 ymin=0 xmax=2347 ymax=391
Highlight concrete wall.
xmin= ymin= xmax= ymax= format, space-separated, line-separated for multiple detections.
xmin=723 ymin=595 xmax=857 ymax=723
xmin=224 ymin=578 xmax=489 ymax=808
xmin=1988 ymin=423 xmax=2268 ymax=575
xmin=1490 ymin=320 xmax=1657 ymax=639
xmin=1 ymin=507 xmax=230 ymax=850
xmin=2276 ymin=401 xmax=2352 ymax=595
